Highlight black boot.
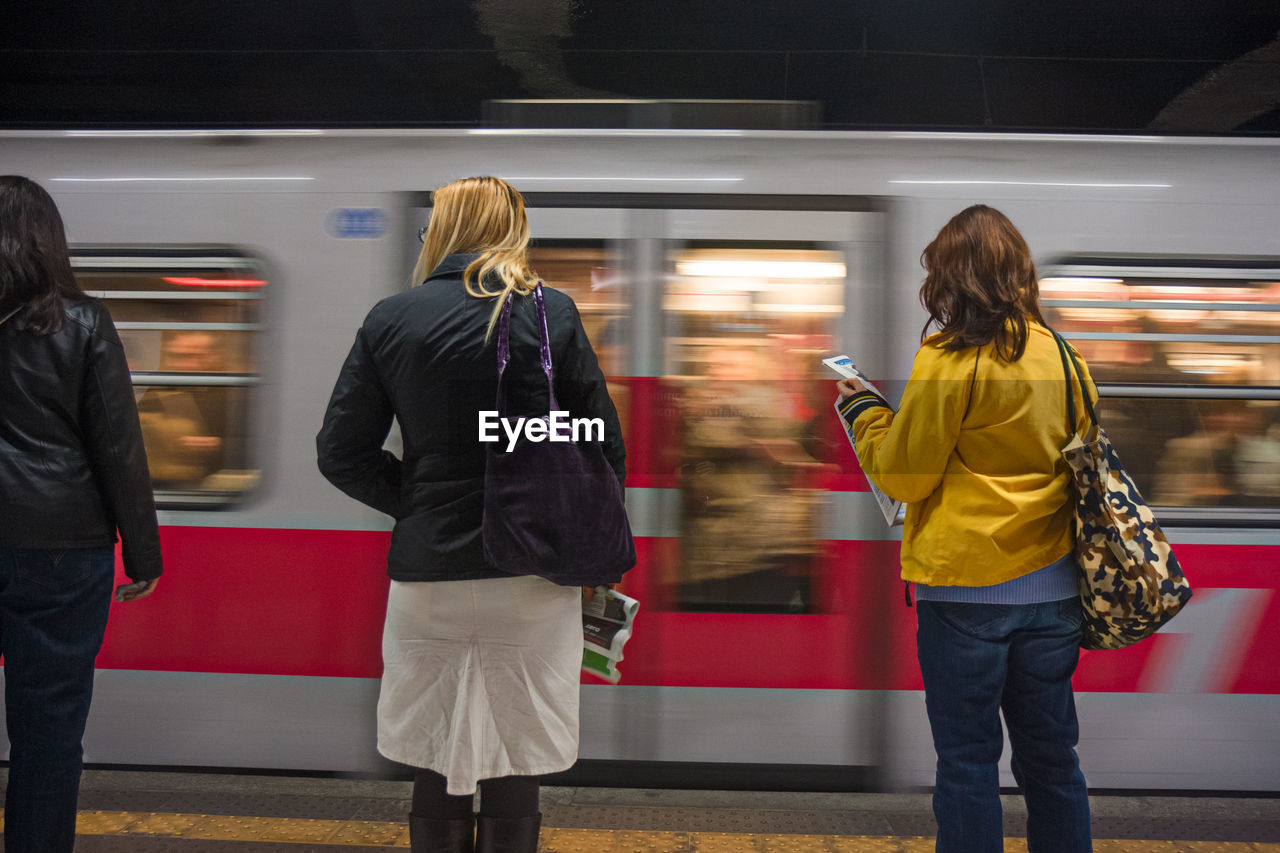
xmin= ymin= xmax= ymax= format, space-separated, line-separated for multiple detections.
xmin=409 ymin=813 xmax=475 ymax=853
xmin=475 ymin=813 xmax=541 ymax=853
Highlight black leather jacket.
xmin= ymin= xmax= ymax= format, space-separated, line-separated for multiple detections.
xmin=0 ymin=298 xmax=162 ymax=581
xmin=316 ymin=254 xmax=626 ymax=582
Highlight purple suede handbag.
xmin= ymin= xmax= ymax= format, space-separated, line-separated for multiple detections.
xmin=481 ymin=283 xmax=636 ymax=586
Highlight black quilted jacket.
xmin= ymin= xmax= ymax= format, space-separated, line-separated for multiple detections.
xmin=316 ymin=253 xmax=626 ymax=582
xmin=0 ymin=297 xmax=162 ymax=581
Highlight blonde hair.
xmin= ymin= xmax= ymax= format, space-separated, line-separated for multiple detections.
xmin=412 ymin=176 xmax=539 ymax=341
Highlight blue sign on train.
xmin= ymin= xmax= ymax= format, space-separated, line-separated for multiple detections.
xmin=326 ymin=208 xmax=388 ymax=239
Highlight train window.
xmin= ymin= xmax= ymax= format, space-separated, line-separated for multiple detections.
xmin=1041 ymin=262 xmax=1280 ymax=520
xmin=528 ymin=242 xmax=631 ymax=436
xmin=72 ymin=254 xmax=263 ymax=508
xmin=664 ymin=244 xmax=846 ymax=613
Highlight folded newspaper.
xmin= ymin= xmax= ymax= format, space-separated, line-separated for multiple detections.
xmin=824 ymin=355 xmax=904 ymax=526
xmin=581 ymin=587 xmax=640 ymax=684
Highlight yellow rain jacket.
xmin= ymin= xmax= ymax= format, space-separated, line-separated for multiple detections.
xmin=839 ymin=322 xmax=1097 ymax=586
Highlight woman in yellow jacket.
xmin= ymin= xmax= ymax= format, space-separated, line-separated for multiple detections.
xmin=838 ymin=205 xmax=1095 ymax=853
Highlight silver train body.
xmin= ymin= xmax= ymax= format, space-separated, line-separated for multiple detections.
xmin=1 ymin=129 xmax=1278 ymax=791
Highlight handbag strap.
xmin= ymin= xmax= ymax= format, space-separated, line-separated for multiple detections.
xmin=961 ymin=344 xmax=980 ymax=422
xmin=495 ymin=282 xmax=559 ymax=411
xmin=1050 ymin=328 xmax=1097 ymax=437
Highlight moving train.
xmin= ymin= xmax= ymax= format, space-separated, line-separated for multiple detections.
xmin=1 ymin=128 xmax=1277 ymax=791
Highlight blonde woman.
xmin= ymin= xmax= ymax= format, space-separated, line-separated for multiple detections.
xmin=317 ymin=177 xmax=624 ymax=853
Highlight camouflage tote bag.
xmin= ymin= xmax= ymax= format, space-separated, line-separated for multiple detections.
xmin=1052 ymin=330 xmax=1194 ymax=650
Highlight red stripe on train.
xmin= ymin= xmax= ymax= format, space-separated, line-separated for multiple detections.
xmin=98 ymin=528 xmax=1279 ymax=694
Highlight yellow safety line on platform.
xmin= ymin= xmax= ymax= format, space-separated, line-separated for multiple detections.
xmin=1 ymin=811 xmax=1279 ymax=851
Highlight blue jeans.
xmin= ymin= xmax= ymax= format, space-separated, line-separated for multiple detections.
xmin=916 ymin=598 xmax=1092 ymax=853
xmin=1 ymin=546 xmax=114 ymax=852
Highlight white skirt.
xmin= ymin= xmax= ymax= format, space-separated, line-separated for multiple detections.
xmin=377 ymin=575 xmax=582 ymax=795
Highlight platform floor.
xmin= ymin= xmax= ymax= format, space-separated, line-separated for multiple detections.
xmin=1 ymin=770 xmax=1278 ymax=851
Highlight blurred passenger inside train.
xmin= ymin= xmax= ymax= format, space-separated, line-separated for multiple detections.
xmin=677 ymin=344 xmax=822 ymax=613
xmin=836 ymin=205 xmax=1093 ymax=852
xmin=1153 ymin=399 xmax=1280 ymax=506
xmin=0 ymin=175 xmax=162 ymax=852
xmin=1082 ymin=332 xmax=1194 ymax=496
xmin=1237 ymin=403 xmax=1280 ymax=503
xmin=137 ymin=331 xmax=231 ymax=486
xmin=1053 ymin=312 xmax=1280 ymax=509
xmin=317 ymin=176 xmax=624 ymax=853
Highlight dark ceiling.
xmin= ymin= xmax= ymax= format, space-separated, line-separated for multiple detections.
xmin=2 ymin=1 xmax=1279 ymax=132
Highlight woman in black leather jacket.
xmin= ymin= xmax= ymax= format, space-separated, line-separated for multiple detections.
xmin=0 ymin=175 xmax=162 ymax=851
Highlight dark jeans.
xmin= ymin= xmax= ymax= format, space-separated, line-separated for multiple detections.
xmin=0 ymin=546 xmax=114 ymax=852
xmin=916 ymin=598 xmax=1092 ymax=853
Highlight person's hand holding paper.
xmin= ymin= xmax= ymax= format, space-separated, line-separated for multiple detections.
xmin=836 ymin=377 xmax=868 ymax=398
xmin=823 ymin=355 xmax=903 ymax=526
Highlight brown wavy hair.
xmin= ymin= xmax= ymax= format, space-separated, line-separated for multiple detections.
xmin=0 ymin=176 xmax=83 ymax=334
xmin=919 ymin=204 xmax=1044 ymax=361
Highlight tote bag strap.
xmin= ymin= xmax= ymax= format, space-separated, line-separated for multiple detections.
xmin=1050 ymin=328 xmax=1097 ymax=437
xmin=532 ymin=283 xmax=561 ymax=411
xmin=494 ymin=282 xmax=560 ymax=411
xmin=961 ymin=345 xmax=981 ymax=422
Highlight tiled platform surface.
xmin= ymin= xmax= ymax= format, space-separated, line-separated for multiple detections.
xmin=0 ymin=769 xmax=1276 ymax=851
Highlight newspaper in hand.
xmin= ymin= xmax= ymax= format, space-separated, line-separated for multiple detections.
xmin=823 ymin=355 xmax=904 ymax=527
xmin=581 ymin=587 xmax=640 ymax=684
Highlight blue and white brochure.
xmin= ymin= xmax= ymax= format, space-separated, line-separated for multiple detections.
xmin=823 ymin=355 xmax=904 ymax=527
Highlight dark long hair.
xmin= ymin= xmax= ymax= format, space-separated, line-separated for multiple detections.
xmin=0 ymin=176 xmax=83 ymax=334
xmin=918 ymin=204 xmax=1045 ymax=361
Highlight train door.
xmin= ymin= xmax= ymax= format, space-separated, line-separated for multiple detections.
xmin=413 ymin=193 xmax=898 ymax=785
